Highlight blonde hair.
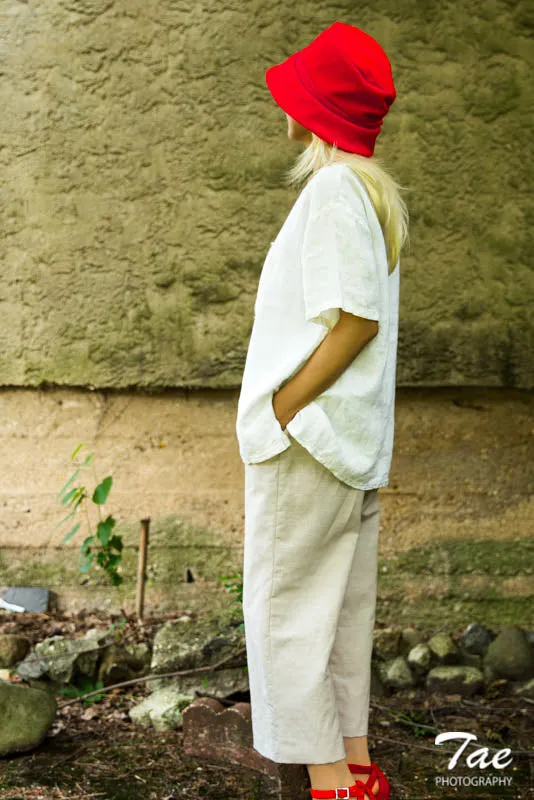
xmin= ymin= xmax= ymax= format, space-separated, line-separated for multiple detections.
xmin=283 ymin=133 xmax=411 ymax=275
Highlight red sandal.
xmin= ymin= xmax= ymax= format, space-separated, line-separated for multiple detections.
xmin=347 ymin=762 xmax=390 ymax=800
xmin=310 ymin=780 xmax=374 ymax=799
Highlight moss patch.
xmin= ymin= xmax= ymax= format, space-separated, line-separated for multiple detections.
xmin=376 ymin=537 xmax=534 ymax=629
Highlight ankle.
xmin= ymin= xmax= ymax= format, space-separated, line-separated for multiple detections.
xmin=343 ymin=735 xmax=371 ymax=766
xmin=307 ymin=763 xmax=355 ymax=790
xmin=346 ymin=753 xmax=371 ymax=766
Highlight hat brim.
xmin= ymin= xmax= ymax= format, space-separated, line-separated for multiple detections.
xmin=265 ymin=53 xmax=315 ymax=133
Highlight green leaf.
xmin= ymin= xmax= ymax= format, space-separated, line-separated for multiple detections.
xmin=106 ymin=553 xmax=122 ymax=568
xmin=106 ymin=618 xmax=126 ymax=635
xmin=80 ymin=536 xmax=94 ymax=556
xmin=96 ymin=515 xmax=116 ymax=546
xmin=61 ymin=486 xmax=85 ymax=508
xmin=52 ymin=508 xmax=77 ymax=531
xmin=80 ymin=555 xmax=94 ymax=573
xmin=92 ymin=476 xmax=112 ymax=505
xmin=62 ymin=522 xmax=81 ymax=543
xmin=71 ymin=443 xmax=84 ymax=460
xmin=57 ymin=469 xmax=81 ymax=501
xmin=108 ymin=533 xmax=123 ymax=552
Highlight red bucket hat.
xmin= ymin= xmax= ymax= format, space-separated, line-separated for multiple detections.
xmin=265 ymin=21 xmax=397 ymax=157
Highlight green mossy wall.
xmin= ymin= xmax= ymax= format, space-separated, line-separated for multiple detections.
xmin=1 ymin=1 xmax=532 ymax=387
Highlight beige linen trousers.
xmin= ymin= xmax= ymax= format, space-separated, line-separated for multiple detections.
xmin=242 ymin=432 xmax=381 ymax=765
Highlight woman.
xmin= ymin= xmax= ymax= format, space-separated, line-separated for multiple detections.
xmin=236 ymin=21 xmax=409 ymax=800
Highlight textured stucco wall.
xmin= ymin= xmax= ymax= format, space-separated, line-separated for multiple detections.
xmin=1 ymin=1 xmax=532 ymax=389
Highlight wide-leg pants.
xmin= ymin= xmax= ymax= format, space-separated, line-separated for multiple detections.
xmin=242 ymin=432 xmax=381 ymax=765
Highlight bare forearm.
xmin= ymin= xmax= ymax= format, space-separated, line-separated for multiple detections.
xmin=273 ymin=311 xmax=379 ymax=429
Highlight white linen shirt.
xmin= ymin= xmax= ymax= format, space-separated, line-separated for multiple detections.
xmin=235 ymin=162 xmax=400 ymax=490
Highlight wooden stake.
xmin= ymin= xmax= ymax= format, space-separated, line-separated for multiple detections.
xmin=136 ymin=517 xmax=150 ymax=620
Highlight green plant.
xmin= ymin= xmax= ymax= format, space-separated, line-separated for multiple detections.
xmin=58 ymin=675 xmax=106 ymax=705
xmin=54 ymin=443 xmax=124 ymax=586
xmin=218 ymin=572 xmax=244 ymax=631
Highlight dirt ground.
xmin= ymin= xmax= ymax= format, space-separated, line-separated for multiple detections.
xmin=0 ymin=608 xmax=532 ymax=800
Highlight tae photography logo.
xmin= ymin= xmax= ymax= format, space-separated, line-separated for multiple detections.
xmin=433 ymin=730 xmax=514 ymax=791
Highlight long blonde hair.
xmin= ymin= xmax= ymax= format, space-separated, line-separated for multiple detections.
xmin=283 ymin=133 xmax=411 ymax=275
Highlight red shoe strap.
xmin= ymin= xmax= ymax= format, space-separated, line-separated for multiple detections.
xmin=347 ymin=762 xmax=373 ymax=774
xmin=348 ymin=761 xmax=390 ymax=797
xmin=310 ymin=780 xmax=373 ymax=799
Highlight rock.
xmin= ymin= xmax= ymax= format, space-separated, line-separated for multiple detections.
xmin=426 ymin=666 xmax=484 ymax=696
xmin=125 ymin=642 xmax=152 ymax=669
xmin=17 ymin=634 xmax=102 ymax=684
xmin=150 ymin=615 xmax=247 ymax=699
xmin=483 ymin=626 xmax=534 ymax=681
xmin=513 ymin=678 xmax=534 ymax=700
xmin=458 ymin=622 xmax=495 ymax=656
xmin=16 ymin=645 xmax=52 ymax=681
xmin=97 ymin=643 xmax=149 ymax=686
xmin=182 ymin=697 xmax=310 ymax=797
xmin=399 ymin=627 xmax=425 ymax=656
xmin=370 ymin=661 xmax=388 ymax=697
xmin=0 ymin=635 xmax=31 ymax=667
xmin=24 ymin=678 xmax=62 ymax=696
xmin=0 ymin=680 xmax=56 ymax=756
xmin=372 ymin=627 xmax=403 ymax=660
xmin=428 ymin=633 xmax=459 ymax=664
xmin=458 ymin=650 xmax=483 ymax=669
xmin=407 ymin=643 xmax=432 ymax=676
xmin=129 ymin=687 xmax=194 ymax=731
xmin=76 ymin=629 xmax=108 ymax=677
xmin=482 ymin=662 xmax=501 ymax=686
xmin=377 ymin=657 xmax=415 ymax=690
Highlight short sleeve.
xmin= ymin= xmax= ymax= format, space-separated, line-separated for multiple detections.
xmin=300 ymin=199 xmax=381 ymax=330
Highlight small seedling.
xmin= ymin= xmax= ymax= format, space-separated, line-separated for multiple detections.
xmin=54 ymin=443 xmax=124 ymax=586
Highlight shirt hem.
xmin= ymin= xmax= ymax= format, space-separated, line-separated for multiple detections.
xmin=239 ymin=436 xmax=292 ymax=465
xmin=285 ymin=405 xmax=389 ymax=490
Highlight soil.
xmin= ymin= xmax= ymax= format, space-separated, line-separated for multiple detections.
xmin=0 ymin=609 xmax=532 ymax=800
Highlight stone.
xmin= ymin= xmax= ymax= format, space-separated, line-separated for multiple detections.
xmin=458 ymin=622 xmax=495 ymax=655
xmin=129 ymin=687 xmax=194 ymax=731
xmin=483 ymin=662 xmax=501 ymax=686
xmin=17 ymin=634 xmax=100 ymax=684
xmin=458 ymin=650 xmax=483 ymax=669
xmin=399 ymin=627 xmax=425 ymax=655
xmin=377 ymin=656 xmax=415 ymax=690
xmin=97 ymin=643 xmax=150 ymax=686
xmin=75 ymin=629 xmax=108 ymax=677
xmin=372 ymin=627 xmax=403 ymax=660
xmin=513 ymin=678 xmax=534 ymax=700
xmin=426 ymin=666 xmax=484 ymax=696
xmin=0 ymin=634 xmax=30 ymax=667
xmin=428 ymin=633 xmax=460 ymax=664
xmin=0 ymin=587 xmax=49 ymax=613
xmin=370 ymin=660 xmax=389 ymax=697
xmin=125 ymin=642 xmax=152 ymax=668
xmin=0 ymin=680 xmax=57 ymax=756
xmin=150 ymin=615 xmax=247 ymax=699
xmin=483 ymin=626 xmax=534 ymax=681
xmin=407 ymin=643 xmax=432 ymax=675
xmin=183 ymin=697 xmax=310 ymax=799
